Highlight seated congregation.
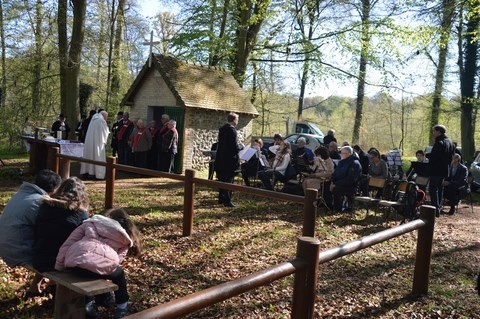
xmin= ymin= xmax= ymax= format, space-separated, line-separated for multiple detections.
xmin=230 ymin=136 xmax=470 ymax=217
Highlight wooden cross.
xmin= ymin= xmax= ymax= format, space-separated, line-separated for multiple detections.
xmin=142 ymin=30 xmax=160 ymax=67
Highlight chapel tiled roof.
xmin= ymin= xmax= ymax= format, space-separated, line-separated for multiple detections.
xmin=122 ymin=54 xmax=258 ymax=116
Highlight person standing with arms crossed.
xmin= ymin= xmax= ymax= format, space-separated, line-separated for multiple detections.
xmin=426 ymin=124 xmax=455 ymax=217
xmin=215 ymin=113 xmax=244 ymax=207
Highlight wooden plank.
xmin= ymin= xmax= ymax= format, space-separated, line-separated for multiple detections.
xmin=43 ymin=271 xmax=118 ymax=296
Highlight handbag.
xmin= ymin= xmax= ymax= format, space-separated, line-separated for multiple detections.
xmin=284 ymin=163 xmax=298 ymax=180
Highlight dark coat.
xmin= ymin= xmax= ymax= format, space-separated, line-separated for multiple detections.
xmin=81 ymin=116 xmax=93 ymax=142
xmin=323 ymin=135 xmax=337 ymax=146
xmin=215 ymin=123 xmax=243 ymax=176
xmin=446 ymin=164 xmax=469 ymax=190
xmin=358 ymin=152 xmax=370 ymax=175
xmin=426 ymin=134 xmax=455 ymax=177
xmin=331 ymin=154 xmax=362 ymax=194
xmin=117 ymin=120 xmax=134 ymax=145
xmin=32 ymin=197 xmax=88 ymax=272
xmin=111 ymin=119 xmax=123 ymax=148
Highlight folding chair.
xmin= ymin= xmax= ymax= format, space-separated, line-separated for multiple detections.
xmin=415 ymin=176 xmax=429 ymax=193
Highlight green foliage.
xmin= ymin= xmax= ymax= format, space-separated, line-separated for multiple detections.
xmin=251 ymin=90 xmax=464 ymax=155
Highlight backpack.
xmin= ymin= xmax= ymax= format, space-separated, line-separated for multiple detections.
xmin=400 ymin=181 xmax=420 ymax=221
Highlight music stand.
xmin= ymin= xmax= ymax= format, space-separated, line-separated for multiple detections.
xmin=410 ymin=161 xmax=429 ymax=177
xmin=386 ymin=150 xmax=402 ymax=166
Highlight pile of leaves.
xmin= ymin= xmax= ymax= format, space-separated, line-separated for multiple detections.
xmin=0 ymin=161 xmax=479 ymax=318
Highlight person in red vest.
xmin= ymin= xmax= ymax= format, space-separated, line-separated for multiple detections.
xmin=129 ymin=119 xmax=152 ymax=169
xmin=116 ymin=112 xmax=134 ymax=165
xmin=147 ymin=120 xmax=160 ymax=170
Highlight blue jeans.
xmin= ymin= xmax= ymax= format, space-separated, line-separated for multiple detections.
xmin=72 ymin=266 xmax=129 ymax=304
xmin=429 ymin=175 xmax=444 ymax=216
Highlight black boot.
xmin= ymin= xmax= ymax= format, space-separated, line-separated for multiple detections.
xmin=447 ymin=206 xmax=456 ymax=215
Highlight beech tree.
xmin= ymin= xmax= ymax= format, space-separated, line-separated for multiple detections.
xmin=58 ymin=0 xmax=87 ymax=139
xmin=457 ymin=1 xmax=479 ymax=163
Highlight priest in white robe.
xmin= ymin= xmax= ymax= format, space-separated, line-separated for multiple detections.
xmin=80 ymin=111 xmax=109 ymax=179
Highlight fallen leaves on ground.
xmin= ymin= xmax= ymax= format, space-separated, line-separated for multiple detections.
xmin=0 ymin=160 xmax=479 ymax=318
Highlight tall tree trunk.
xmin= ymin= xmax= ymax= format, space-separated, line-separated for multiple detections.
xmin=210 ymin=0 xmax=230 ymax=66
xmin=106 ymin=0 xmax=116 ymax=109
xmin=459 ymin=5 xmax=478 ymax=163
xmin=298 ymin=61 xmax=309 ymax=121
xmin=110 ymin=0 xmax=126 ymax=110
xmin=95 ymin=3 xmax=107 ymax=88
xmin=58 ymin=0 xmax=68 ymax=114
xmin=0 ymin=0 xmax=6 ymax=109
xmin=31 ymin=0 xmax=43 ymax=113
xmin=429 ymin=0 xmax=455 ymax=143
xmin=233 ymin=0 xmax=270 ymax=86
xmin=352 ymin=0 xmax=370 ymax=144
xmin=58 ymin=0 xmax=87 ymax=139
xmin=296 ymin=0 xmax=317 ymax=121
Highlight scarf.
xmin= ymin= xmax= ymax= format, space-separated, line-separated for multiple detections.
xmin=158 ymin=124 xmax=169 ymax=136
xmin=117 ymin=120 xmax=132 ymax=140
xmin=132 ymin=128 xmax=146 ymax=150
xmin=149 ymin=126 xmax=159 ymax=137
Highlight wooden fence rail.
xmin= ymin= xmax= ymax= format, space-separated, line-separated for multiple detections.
xmin=46 ymin=148 xmax=436 ymax=318
xmin=124 ymin=206 xmax=435 ymax=319
xmin=48 ymin=149 xmax=318 ymax=237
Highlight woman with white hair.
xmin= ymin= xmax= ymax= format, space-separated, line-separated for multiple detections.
xmin=159 ymin=119 xmax=178 ymax=173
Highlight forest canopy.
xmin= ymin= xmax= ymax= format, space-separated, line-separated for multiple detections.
xmin=0 ymin=0 xmax=478 ymax=161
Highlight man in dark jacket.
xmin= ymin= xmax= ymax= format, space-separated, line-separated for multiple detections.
xmin=117 ymin=112 xmax=134 ymax=165
xmin=443 ymin=153 xmax=469 ymax=215
xmin=110 ymin=111 xmax=124 ymax=157
xmin=81 ymin=110 xmax=96 ymax=143
xmin=215 ymin=113 xmax=244 ymax=207
xmin=330 ymin=146 xmax=362 ymax=212
xmin=426 ymin=124 xmax=455 ymax=217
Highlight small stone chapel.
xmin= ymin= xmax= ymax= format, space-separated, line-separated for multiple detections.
xmin=121 ymin=54 xmax=258 ymax=173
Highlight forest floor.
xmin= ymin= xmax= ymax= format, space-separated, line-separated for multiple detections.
xmin=0 ymin=159 xmax=479 ymax=319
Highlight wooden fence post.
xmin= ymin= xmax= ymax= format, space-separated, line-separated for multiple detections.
xmin=302 ymin=188 xmax=318 ymax=237
xmin=105 ymin=157 xmax=116 ymax=209
xmin=48 ymin=147 xmax=60 ymax=174
xmin=183 ymin=169 xmax=195 ymax=236
xmin=59 ymin=158 xmax=70 ymax=179
xmin=292 ymin=236 xmax=320 ymax=319
xmin=412 ymin=205 xmax=436 ymax=295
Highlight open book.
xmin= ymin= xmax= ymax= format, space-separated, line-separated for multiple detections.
xmin=239 ymin=146 xmax=257 ymax=161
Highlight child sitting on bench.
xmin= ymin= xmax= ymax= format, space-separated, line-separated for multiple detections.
xmin=55 ymin=208 xmax=142 ymax=319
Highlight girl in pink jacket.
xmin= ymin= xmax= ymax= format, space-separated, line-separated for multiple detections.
xmin=55 ymin=208 xmax=142 ymax=319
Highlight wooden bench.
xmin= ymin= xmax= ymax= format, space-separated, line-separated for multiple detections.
xmin=354 ymin=177 xmax=387 ymax=215
xmin=25 ymin=266 xmax=118 ymax=319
